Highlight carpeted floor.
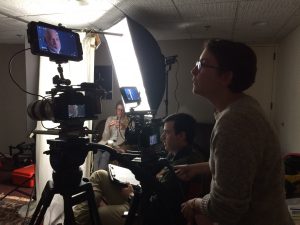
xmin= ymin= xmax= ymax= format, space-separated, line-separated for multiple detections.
xmin=0 ymin=195 xmax=31 ymax=225
xmin=0 ymin=169 xmax=34 ymax=225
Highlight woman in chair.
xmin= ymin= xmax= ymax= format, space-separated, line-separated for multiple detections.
xmin=93 ymin=100 xmax=129 ymax=171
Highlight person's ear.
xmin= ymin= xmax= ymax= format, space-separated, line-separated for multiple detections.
xmin=176 ymin=131 xmax=186 ymax=142
xmin=220 ymin=71 xmax=233 ymax=87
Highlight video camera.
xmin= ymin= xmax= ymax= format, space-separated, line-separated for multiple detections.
xmin=27 ymin=21 xmax=104 ymax=129
xmin=27 ymin=82 xmax=103 ymax=124
xmin=26 ymin=21 xmax=107 ymax=190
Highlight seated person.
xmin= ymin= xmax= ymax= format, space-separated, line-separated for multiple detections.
xmin=74 ymin=113 xmax=205 ymax=225
xmin=93 ymin=101 xmax=129 ymax=170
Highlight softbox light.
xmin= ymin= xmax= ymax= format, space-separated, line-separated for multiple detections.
xmin=104 ymin=17 xmax=165 ymax=115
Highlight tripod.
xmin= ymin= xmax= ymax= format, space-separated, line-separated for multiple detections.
xmin=29 ymin=138 xmax=101 ymax=225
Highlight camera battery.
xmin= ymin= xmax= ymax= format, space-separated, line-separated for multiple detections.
xmin=11 ymin=164 xmax=35 ymax=188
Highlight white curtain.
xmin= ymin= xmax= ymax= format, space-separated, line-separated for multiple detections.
xmin=35 ymin=33 xmax=96 ymax=201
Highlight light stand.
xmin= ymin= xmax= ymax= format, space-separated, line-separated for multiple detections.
xmin=164 ymin=55 xmax=178 ymax=117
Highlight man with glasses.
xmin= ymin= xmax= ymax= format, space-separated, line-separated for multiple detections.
xmin=175 ymin=39 xmax=293 ymax=225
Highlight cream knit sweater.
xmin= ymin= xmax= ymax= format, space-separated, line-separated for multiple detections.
xmin=200 ymin=95 xmax=293 ymax=225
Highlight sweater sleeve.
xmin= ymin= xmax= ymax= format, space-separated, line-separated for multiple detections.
xmin=200 ymin=113 xmax=259 ymax=224
xmin=99 ymin=117 xmax=112 ymax=144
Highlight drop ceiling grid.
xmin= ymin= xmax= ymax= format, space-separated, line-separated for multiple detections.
xmin=233 ymin=0 xmax=300 ymax=42
xmin=175 ymin=1 xmax=238 ymax=21
xmin=275 ymin=9 xmax=300 ymax=41
xmin=236 ymin=0 xmax=299 ymax=24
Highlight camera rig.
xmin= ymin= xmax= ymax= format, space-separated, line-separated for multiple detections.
xmin=26 ymin=21 xmax=106 ymax=225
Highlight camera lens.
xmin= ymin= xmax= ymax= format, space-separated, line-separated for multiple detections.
xmin=27 ymin=99 xmax=53 ymax=121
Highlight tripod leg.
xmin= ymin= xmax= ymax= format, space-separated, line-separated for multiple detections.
xmin=29 ymin=181 xmax=55 ymax=225
xmin=85 ymin=182 xmax=102 ymax=225
xmin=63 ymin=195 xmax=76 ymax=225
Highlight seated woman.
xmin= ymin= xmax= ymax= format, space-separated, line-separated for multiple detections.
xmin=93 ymin=100 xmax=129 ymax=170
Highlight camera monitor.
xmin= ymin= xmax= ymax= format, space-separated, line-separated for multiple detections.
xmin=120 ymin=87 xmax=141 ymax=103
xmin=27 ymin=21 xmax=83 ymax=62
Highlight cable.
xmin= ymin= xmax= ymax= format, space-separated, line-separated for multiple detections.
xmin=8 ymin=48 xmax=45 ymax=100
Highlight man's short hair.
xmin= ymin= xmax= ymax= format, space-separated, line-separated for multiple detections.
xmin=204 ymin=39 xmax=257 ymax=93
xmin=163 ymin=113 xmax=196 ymax=144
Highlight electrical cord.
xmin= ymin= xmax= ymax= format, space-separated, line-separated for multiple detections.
xmin=9 ymin=49 xmax=60 ymax=132
xmin=8 ymin=48 xmax=44 ymax=100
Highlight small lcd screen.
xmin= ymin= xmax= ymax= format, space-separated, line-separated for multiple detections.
xmin=120 ymin=87 xmax=141 ymax=103
xmin=37 ymin=26 xmax=79 ymax=58
xmin=149 ymin=134 xmax=158 ymax=146
xmin=27 ymin=21 xmax=83 ymax=62
xmin=68 ymin=104 xmax=86 ymax=118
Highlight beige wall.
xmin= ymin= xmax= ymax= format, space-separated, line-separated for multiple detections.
xmin=0 ymin=44 xmax=27 ymax=154
xmin=94 ymin=40 xmax=123 ymax=122
xmin=274 ymin=26 xmax=300 ymax=154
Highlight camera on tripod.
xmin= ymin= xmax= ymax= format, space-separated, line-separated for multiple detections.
xmin=26 ymin=21 xmax=104 ymax=225
xmin=27 ymin=21 xmax=104 ymax=128
xmin=27 ymin=82 xmax=103 ymax=124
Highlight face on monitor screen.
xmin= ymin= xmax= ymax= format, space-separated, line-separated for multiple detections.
xmin=27 ymin=21 xmax=83 ymax=62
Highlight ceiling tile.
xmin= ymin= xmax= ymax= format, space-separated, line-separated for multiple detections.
xmin=175 ymin=1 xmax=238 ymax=20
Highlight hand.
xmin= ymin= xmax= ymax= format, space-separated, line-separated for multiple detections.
xmin=115 ymin=146 xmax=126 ymax=153
xmin=181 ymin=198 xmax=198 ymax=223
xmin=174 ymin=164 xmax=196 ymax=181
xmin=182 ymin=198 xmax=214 ymax=225
xmin=109 ymin=120 xmax=118 ymax=127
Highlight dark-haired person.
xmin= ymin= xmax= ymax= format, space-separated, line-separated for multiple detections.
xmin=93 ymin=100 xmax=129 ymax=170
xmin=44 ymin=28 xmax=61 ymax=54
xmin=175 ymin=39 xmax=293 ymax=225
xmin=74 ymin=113 xmax=205 ymax=225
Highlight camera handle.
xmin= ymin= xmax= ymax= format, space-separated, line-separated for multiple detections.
xmin=52 ymin=63 xmax=71 ymax=86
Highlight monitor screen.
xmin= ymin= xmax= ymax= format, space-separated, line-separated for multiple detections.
xmin=120 ymin=87 xmax=141 ymax=103
xmin=27 ymin=21 xmax=83 ymax=62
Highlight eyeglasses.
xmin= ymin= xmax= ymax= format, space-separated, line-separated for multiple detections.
xmin=195 ymin=60 xmax=221 ymax=71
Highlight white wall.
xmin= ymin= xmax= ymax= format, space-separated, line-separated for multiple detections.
xmin=274 ymin=25 xmax=300 ymax=154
